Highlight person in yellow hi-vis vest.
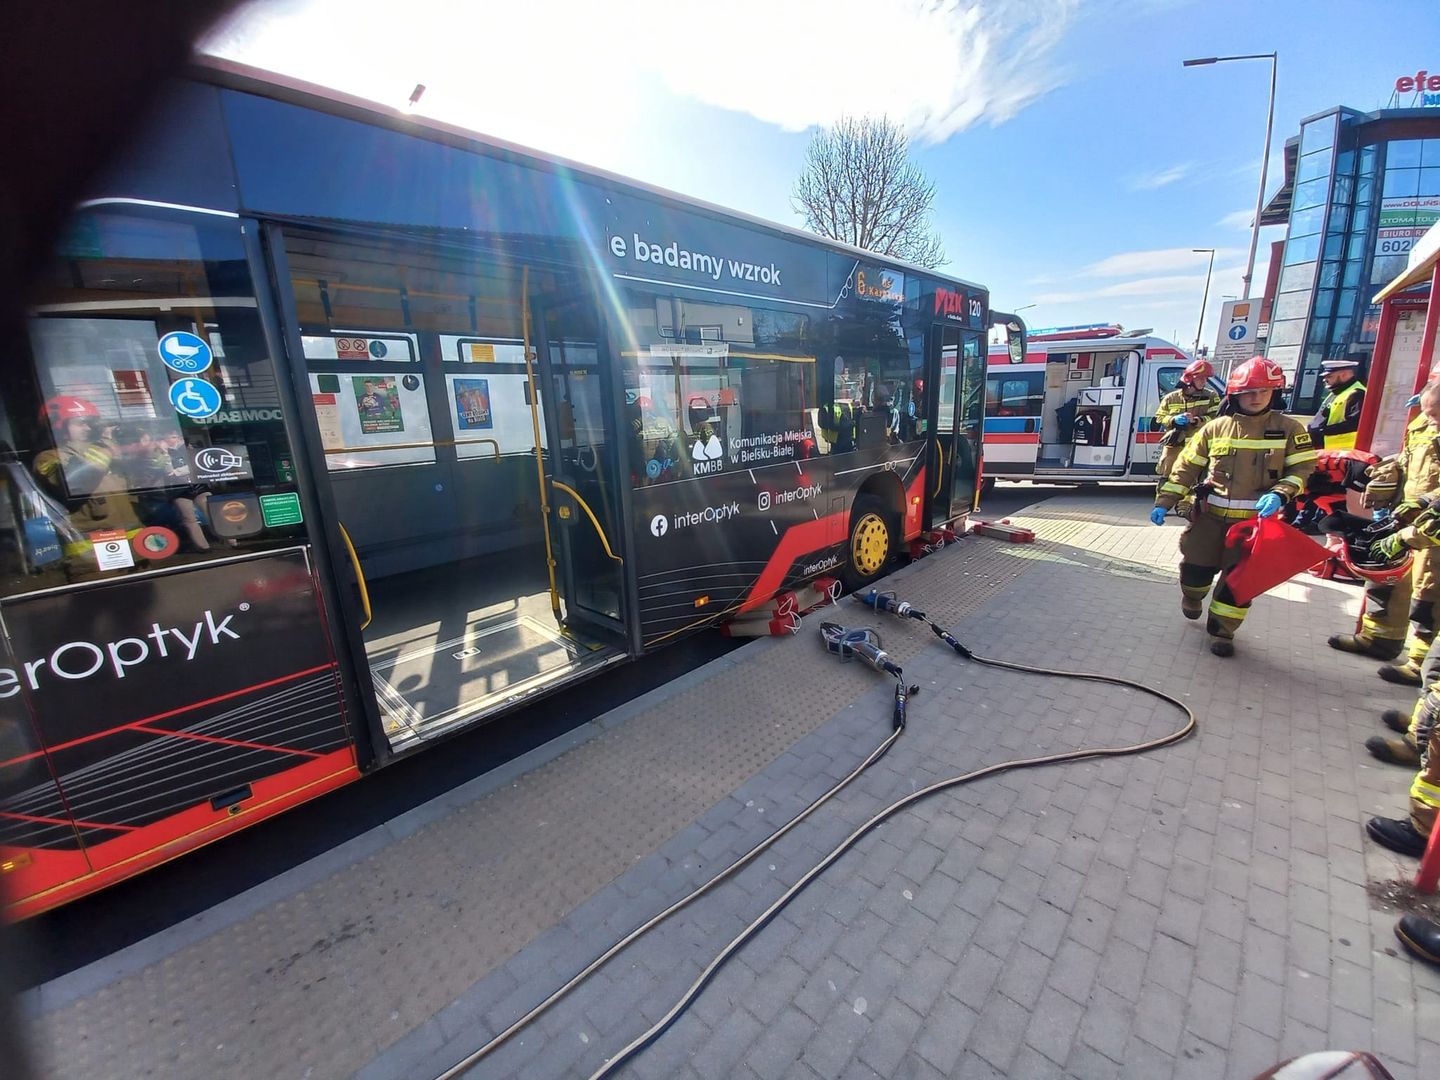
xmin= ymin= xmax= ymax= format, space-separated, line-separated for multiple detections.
xmin=1150 ymin=357 xmax=1317 ymax=657
xmin=1152 ymin=358 xmax=1221 ymax=514
xmin=1306 ymin=357 xmax=1366 ymax=450
xmin=1330 ymin=381 xmax=1440 ymax=682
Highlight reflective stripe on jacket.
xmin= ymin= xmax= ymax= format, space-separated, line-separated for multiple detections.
xmin=1155 ymin=409 xmax=1318 ymax=517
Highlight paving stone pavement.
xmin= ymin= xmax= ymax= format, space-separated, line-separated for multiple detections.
xmin=24 ymin=490 xmax=1440 ymax=1079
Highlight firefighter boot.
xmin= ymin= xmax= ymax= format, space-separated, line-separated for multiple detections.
xmin=1208 ymin=636 xmax=1235 ymax=658
xmin=1379 ymin=660 xmax=1424 ymax=686
xmin=1366 ymin=816 xmax=1428 ymax=857
xmin=1396 ymin=915 xmax=1440 ymax=967
xmin=1328 ymin=633 xmax=1405 ymax=661
xmin=1365 ymin=734 xmax=1421 ymax=767
xmin=1382 ymin=708 xmax=1412 ymax=734
xmin=1180 ymin=595 xmax=1203 ymax=620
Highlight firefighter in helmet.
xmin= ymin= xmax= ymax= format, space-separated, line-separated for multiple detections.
xmin=1306 ymin=357 xmax=1366 ymax=450
xmin=1152 ymin=358 xmax=1221 ymax=513
xmin=1150 ymin=356 xmax=1317 ymax=657
xmin=32 ymin=395 xmax=140 ymax=534
xmin=1365 ymin=501 xmax=1440 ymax=855
xmin=1321 ymin=509 xmax=1430 ymax=767
xmin=1329 ymin=378 xmax=1440 ymax=682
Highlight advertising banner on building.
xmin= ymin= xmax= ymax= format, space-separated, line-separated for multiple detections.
xmin=1373 ymin=196 xmax=1440 ymax=285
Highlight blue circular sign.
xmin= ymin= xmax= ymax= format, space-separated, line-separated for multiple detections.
xmin=1227 ymin=324 xmax=1248 ymax=341
xmin=157 ymin=331 xmax=214 ymax=374
xmin=168 ymin=377 xmax=222 ymax=419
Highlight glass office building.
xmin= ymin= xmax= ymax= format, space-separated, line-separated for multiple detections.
xmin=1260 ymin=106 xmax=1440 ymax=413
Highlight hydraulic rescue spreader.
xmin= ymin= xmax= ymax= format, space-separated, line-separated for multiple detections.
xmin=819 ymin=620 xmax=918 ymax=731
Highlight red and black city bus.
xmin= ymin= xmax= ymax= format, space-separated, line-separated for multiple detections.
xmin=0 ymin=59 xmax=1019 ymax=918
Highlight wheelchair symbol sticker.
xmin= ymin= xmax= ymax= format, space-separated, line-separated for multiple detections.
xmin=157 ymin=331 xmax=214 ymax=374
xmin=168 ymin=377 xmax=222 ymax=419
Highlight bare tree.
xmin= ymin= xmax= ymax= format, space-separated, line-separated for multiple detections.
xmin=792 ymin=116 xmax=946 ymax=269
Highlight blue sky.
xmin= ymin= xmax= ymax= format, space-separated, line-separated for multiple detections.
xmin=207 ymin=0 xmax=1440 ymax=352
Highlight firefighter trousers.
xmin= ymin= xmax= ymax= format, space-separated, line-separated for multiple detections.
xmin=1178 ymin=511 xmax=1248 ymax=639
xmin=1155 ymin=443 xmax=1181 ymax=498
xmin=1154 ymin=439 xmax=1195 ymax=507
xmin=1360 ymin=548 xmax=1438 ymax=665
xmin=1410 ymin=634 xmax=1440 ymax=836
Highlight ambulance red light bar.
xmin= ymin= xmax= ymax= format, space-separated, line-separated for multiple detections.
xmin=1024 ymin=323 xmax=1124 ymax=342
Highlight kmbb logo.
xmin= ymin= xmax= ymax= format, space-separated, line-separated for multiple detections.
xmin=650 ymin=514 xmax=668 ymax=537
xmin=692 ymin=432 xmax=725 ymax=475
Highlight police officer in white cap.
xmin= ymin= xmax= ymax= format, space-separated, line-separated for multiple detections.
xmin=1307 ymin=358 xmax=1366 ymax=450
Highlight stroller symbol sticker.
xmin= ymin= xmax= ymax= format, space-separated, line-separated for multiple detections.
xmin=157 ymin=331 xmax=214 ymax=374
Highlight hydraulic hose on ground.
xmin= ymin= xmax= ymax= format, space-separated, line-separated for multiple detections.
xmin=586 ymin=594 xmax=1195 ymax=1080
xmin=433 ymin=629 xmax=912 ymax=1080
xmin=435 ymin=589 xmax=1195 ymax=1080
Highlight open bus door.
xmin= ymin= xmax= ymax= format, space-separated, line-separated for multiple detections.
xmin=928 ymin=324 xmax=987 ymax=523
xmin=267 ymin=227 xmax=631 ymax=758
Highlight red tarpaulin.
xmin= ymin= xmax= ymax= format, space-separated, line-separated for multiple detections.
xmin=1224 ymin=516 xmax=1331 ymax=606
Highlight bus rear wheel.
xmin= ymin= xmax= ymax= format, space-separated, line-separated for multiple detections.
xmin=844 ymin=495 xmax=895 ymax=589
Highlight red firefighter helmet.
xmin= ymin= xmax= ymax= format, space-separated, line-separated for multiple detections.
xmin=1339 ymin=536 xmax=1413 ymax=585
xmin=1321 ymin=513 xmax=1413 ymax=585
xmin=41 ymin=395 xmax=100 ymax=425
xmin=1180 ymin=358 xmax=1213 ymax=387
xmin=1226 ymin=356 xmax=1286 ymax=394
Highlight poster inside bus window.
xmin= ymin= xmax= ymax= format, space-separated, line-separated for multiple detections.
xmin=352 ymin=376 xmax=405 ymax=434
xmin=453 ymin=378 xmax=493 ymax=430
xmin=306 ymin=369 xmax=433 ymax=468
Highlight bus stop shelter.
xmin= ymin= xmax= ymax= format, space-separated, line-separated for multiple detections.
xmin=1357 ymin=220 xmax=1440 ymax=456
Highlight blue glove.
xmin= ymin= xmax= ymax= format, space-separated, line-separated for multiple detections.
xmin=1256 ymin=492 xmax=1283 ymax=518
xmin=1373 ymin=508 xmax=1392 ymax=522
xmin=1408 ymin=393 xmax=1422 ymax=408
xmin=1173 ymin=414 xmax=1191 ymax=427
xmin=1149 ymin=507 xmax=1167 ymax=526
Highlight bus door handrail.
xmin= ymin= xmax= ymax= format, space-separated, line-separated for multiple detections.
xmin=549 ymin=479 xmax=622 ymax=563
xmin=521 ymin=266 xmax=563 ymax=622
xmin=337 ymin=522 xmax=373 ymax=630
xmin=322 ymin=437 xmax=501 ymax=461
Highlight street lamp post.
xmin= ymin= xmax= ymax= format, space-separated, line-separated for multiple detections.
xmin=1192 ymin=248 xmax=1215 ymax=356
xmin=1183 ymin=52 xmax=1277 ymax=300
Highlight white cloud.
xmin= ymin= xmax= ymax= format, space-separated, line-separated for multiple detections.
xmin=203 ymin=0 xmax=1078 ymax=162
xmin=1129 ymin=163 xmax=1192 ymax=190
xmin=1218 ymin=209 xmax=1254 ymax=230
xmin=1034 ymin=263 xmax=1245 ymax=305
xmin=1078 ymin=247 xmax=1242 ymax=278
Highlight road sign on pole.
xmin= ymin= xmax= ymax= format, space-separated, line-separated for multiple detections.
xmin=1213 ymin=299 xmax=1263 ymax=377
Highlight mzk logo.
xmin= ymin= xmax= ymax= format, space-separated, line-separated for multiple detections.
xmin=0 ymin=607 xmax=245 ymax=697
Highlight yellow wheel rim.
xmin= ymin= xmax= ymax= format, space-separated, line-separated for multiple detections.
xmin=851 ymin=512 xmax=889 ymax=576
